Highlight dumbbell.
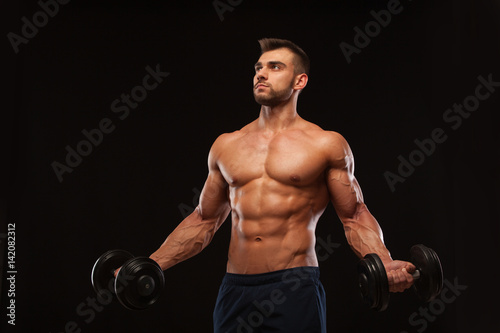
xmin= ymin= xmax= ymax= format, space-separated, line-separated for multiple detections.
xmin=91 ymin=249 xmax=165 ymax=310
xmin=357 ymin=244 xmax=443 ymax=311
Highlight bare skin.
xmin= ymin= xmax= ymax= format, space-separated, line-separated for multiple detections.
xmin=149 ymin=48 xmax=416 ymax=293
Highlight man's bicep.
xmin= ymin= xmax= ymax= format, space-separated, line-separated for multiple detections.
xmin=197 ymin=136 xmax=231 ymax=223
xmin=323 ymin=132 xmax=360 ymax=215
xmin=198 ymin=167 xmax=230 ymax=220
xmin=326 ymin=166 xmax=364 ymax=220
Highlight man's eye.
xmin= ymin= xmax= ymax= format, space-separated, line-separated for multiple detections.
xmin=272 ymin=65 xmax=280 ymax=69
xmin=255 ymin=67 xmax=261 ymax=72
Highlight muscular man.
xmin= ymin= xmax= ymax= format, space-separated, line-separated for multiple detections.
xmin=149 ymin=38 xmax=416 ymax=332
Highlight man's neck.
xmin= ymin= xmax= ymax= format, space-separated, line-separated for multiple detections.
xmin=257 ymin=99 xmax=300 ymax=132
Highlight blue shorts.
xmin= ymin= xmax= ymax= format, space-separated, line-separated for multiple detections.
xmin=213 ymin=266 xmax=327 ymax=333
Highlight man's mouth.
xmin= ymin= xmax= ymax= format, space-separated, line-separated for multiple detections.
xmin=255 ymin=83 xmax=268 ymax=89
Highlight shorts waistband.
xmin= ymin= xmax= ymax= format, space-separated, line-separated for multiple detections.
xmin=222 ymin=266 xmax=320 ymax=286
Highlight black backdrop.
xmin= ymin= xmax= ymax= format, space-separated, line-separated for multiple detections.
xmin=2 ymin=0 xmax=499 ymax=332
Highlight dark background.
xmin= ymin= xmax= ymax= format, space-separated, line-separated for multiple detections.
xmin=2 ymin=0 xmax=499 ymax=332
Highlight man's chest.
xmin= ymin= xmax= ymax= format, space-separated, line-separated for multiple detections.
xmin=217 ymin=133 xmax=327 ymax=187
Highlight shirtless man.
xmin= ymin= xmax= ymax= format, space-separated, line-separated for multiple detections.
xmin=149 ymin=38 xmax=416 ymax=332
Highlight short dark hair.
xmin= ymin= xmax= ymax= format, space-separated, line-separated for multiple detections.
xmin=258 ymin=38 xmax=310 ymax=76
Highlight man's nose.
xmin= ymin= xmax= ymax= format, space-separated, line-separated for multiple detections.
xmin=256 ymin=69 xmax=268 ymax=81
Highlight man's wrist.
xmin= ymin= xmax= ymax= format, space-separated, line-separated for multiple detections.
xmin=149 ymin=255 xmax=168 ymax=271
xmin=380 ymin=257 xmax=393 ymax=266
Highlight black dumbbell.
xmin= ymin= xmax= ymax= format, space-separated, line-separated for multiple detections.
xmin=91 ymin=249 xmax=165 ymax=310
xmin=358 ymin=244 xmax=443 ymax=311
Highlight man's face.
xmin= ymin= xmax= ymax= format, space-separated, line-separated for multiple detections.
xmin=253 ymin=48 xmax=297 ymax=107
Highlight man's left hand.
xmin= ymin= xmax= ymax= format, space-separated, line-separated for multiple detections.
xmin=383 ymin=260 xmax=416 ymax=292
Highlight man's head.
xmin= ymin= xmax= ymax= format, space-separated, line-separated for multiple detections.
xmin=258 ymin=38 xmax=310 ymax=76
xmin=253 ymin=38 xmax=309 ymax=107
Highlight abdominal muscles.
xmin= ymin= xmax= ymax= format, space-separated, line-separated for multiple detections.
xmin=226 ymin=177 xmax=328 ymax=274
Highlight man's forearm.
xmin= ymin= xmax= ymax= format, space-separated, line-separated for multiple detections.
xmin=342 ymin=204 xmax=392 ymax=263
xmin=149 ymin=207 xmax=219 ymax=270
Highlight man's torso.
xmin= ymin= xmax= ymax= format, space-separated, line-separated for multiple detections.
xmin=214 ymin=118 xmax=341 ymax=274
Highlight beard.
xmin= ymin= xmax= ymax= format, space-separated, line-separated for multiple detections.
xmin=253 ymin=80 xmax=294 ymax=107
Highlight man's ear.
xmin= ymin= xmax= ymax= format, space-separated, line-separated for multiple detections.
xmin=294 ymin=73 xmax=308 ymax=91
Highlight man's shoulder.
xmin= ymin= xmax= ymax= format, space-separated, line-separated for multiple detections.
xmin=210 ymin=128 xmax=247 ymax=155
xmin=213 ymin=129 xmax=244 ymax=145
xmin=212 ymin=120 xmax=257 ymax=147
xmin=300 ymin=121 xmax=347 ymax=147
xmin=299 ymin=123 xmax=351 ymax=162
xmin=319 ymin=130 xmax=348 ymax=146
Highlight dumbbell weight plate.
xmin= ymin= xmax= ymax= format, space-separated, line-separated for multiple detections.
xmin=91 ymin=249 xmax=134 ymax=297
xmin=358 ymin=253 xmax=389 ymax=311
xmin=410 ymin=244 xmax=443 ymax=302
xmin=115 ymin=257 xmax=165 ymax=310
